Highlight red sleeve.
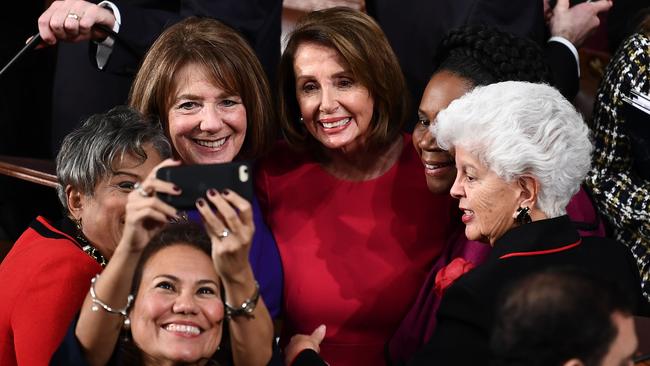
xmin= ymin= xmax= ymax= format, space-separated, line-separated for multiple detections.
xmin=11 ymin=250 xmax=100 ymax=364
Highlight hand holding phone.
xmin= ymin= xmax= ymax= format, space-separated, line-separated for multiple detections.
xmin=156 ymin=162 xmax=254 ymax=210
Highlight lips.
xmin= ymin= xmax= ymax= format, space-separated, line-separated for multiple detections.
xmin=193 ymin=136 xmax=228 ymax=149
xmin=318 ymin=116 xmax=351 ymax=130
xmin=422 ymin=158 xmax=454 ymax=176
xmin=459 ymin=207 xmax=475 ymax=224
xmin=163 ymin=323 xmax=202 ymax=336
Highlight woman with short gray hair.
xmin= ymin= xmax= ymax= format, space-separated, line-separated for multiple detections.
xmin=0 ymin=106 xmax=170 ymax=365
xmin=408 ymin=81 xmax=649 ymax=365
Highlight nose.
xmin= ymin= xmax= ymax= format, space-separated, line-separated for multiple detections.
xmin=200 ymin=105 xmax=224 ymax=132
xmin=319 ymin=86 xmax=339 ymax=114
xmin=417 ymin=126 xmax=437 ymax=150
xmin=172 ymin=291 xmax=199 ymax=315
xmin=449 ymin=171 xmax=464 ymax=199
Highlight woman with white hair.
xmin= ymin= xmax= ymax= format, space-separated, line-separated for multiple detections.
xmin=408 ymin=81 xmax=649 ymax=365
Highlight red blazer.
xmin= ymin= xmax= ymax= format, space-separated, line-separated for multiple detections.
xmin=0 ymin=216 xmax=102 ymax=366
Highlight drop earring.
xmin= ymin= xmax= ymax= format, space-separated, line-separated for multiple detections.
xmin=515 ymin=207 xmax=532 ymax=225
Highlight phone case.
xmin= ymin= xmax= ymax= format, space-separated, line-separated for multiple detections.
xmin=156 ymin=162 xmax=254 ymax=209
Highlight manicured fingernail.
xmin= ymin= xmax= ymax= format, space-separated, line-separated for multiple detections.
xmin=222 ymin=189 xmax=230 ymax=195
xmin=196 ymin=199 xmax=205 ymax=207
xmin=208 ymin=188 xmax=217 ymax=196
xmin=173 ymin=185 xmax=181 ymax=191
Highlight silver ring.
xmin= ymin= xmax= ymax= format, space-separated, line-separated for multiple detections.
xmin=133 ymin=182 xmax=152 ymax=198
xmin=217 ymin=228 xmax=230 ymax=240
xmin=67 ymin=12 xmax=81 ymax=21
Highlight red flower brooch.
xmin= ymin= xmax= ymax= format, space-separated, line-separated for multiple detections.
xmin=434 ymin=257 xmax=476 ymax=296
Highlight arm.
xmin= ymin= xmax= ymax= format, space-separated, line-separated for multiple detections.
xmin=75 ymin=159 xmax=180 ymax=366
xmin=585 ymin=34 xmax=650 ymax=292
xmin=197 ymin=189 xmax=274 ymax=366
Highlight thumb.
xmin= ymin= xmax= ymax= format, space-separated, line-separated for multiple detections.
xmin=590 ymin=0 xmax=613 ymax=13
xmin=555 ymin=0 xmax=570 ymax=11
xmin=311 ymin=324 xmax=326 ymax=344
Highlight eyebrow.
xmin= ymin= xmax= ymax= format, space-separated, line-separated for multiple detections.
xmin=111 ymin=171 xmax=140 ymax=179
xmin=153 ymin=274 xmax=219 ymax=287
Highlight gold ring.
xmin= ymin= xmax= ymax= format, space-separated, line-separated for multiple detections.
xmin=67 ymin=12 xmax=81 ymax=21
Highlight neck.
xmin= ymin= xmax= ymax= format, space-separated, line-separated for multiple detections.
xmin=321 ymin=136 xmax=403 ymax=181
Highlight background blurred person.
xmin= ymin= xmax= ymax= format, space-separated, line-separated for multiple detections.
xmin=257 ymin=7 xmax=459 ymax=365
xmin=128 ymin=17 xmax=279 ymax=366
xmin=409 ymin=81 xmax=648 ymax=365
xmin=0 ymin=106 xmax=170 ymax=365
xmin=585 ymin=11 xmax=650 ymax=302
xmin=491 ymin=269 xmax=637 ymax=366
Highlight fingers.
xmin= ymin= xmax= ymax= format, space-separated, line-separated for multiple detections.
xmin=36 ymin=0 xmax=117 ymax=44
xmin=311 ymin=324 xmax=326 ymax=344
xmin=588 ymin=0 xmax=613 ymax=14
xmin=126 ymin=189 xmax=178 ymax=223
xmin=143 ymin=159 xmax=182 ymax=196
xmin=554 ymin=0 xmax=570 ymax=11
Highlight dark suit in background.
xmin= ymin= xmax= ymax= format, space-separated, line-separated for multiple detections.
xmin=51 ymin=0 xmax=282 ymax=155
xmin=366 ymin=0 xmax=578 ymax=131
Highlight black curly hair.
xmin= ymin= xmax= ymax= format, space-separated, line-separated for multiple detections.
xmin=433 ymin=25 xmax=552 ymax=87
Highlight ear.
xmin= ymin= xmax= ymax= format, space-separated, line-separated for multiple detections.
xmin=66 ymin=185 xmax=84 ymax=220
xmin=562 ymin=358 xmax=585 ymax=366
xmin=516 ymin=175 xmax=539 ymax=210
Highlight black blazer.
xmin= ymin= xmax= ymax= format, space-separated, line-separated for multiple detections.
xmin=408 ymin=215 xmax=648 ymax=365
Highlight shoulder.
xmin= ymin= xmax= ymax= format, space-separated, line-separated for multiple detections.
xmin=257 ymin=140 xmax=312 ymax=176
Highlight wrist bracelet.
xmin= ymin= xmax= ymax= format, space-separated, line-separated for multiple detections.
xmin=224 ymin=281 xmax=260 ymax=319
xmin=90 ymin=274 xmax=133 ymax=317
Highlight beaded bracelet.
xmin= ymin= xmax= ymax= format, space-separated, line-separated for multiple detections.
xmin=90 ymin=274 xmax=134 ymax=318
xmin=224 ymin=281 xmax=260 ymax=319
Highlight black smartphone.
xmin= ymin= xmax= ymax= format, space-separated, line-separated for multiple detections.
xmin=156 ymin=162 xmax=254 ymax=209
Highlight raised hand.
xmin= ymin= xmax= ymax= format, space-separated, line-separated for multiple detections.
xmin=119 ymin=159 xmax=181 ymax=252
xmin=38 ymin=0 xmax=117 ymax=45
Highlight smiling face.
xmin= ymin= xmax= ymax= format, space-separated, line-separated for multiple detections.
xmin=414 ymin=71 xmax=473 ymax=194
xmin=449 ymin=146 xmax=521 ymax=245
xmin=75 ymin=144 xmax=163 ymax=259
xmin=167 ymin=63 xmax=247 ymax=165
xmin=130 ymin=244 xmax=224 ymax=363
xmin=293 ymin=42 xmax=375 ymax=153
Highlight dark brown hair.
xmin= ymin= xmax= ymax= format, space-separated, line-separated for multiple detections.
xmin=129 ymin=17 xmax=276 ymax=160
xmin=278 ymin=7 xmax=408 ymax=155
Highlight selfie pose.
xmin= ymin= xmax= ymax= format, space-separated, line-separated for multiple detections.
xmin=127 ymin=17 xmax=281 ymax=366
xmin=0 ymin=107 xmax=170 ymax=365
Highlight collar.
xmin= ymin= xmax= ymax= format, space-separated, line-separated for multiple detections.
xmin=31 ymin=216 xmax=107 ymax=267
xmin=491 ymin=215 xmax=582 ymax=260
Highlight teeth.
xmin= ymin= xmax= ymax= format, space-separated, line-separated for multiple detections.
xmin=464 ymin=210 xmax=474 ymax=216
xmin=321 ymin=117 xmax=351 ymax=128
xmin=195 ymin=137 xmax=226 ymax=148
xmin=425 ymin=163 xmax=451 ymax=170
xmin=165 ymin=324 xmax=201 ymax=335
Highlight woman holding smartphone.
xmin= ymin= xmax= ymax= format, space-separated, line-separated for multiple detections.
xmin=67 ymin=17 xmax=280 ymax=366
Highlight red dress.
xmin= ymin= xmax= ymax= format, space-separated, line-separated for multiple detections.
xmin=0 ymin=217 xmax=102 ymax=366
xmin=257 ymin=135 xmax=458 ymax=366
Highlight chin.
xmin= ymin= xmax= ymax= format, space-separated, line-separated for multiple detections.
xmin=426 ymin=178 xmax=453 ymax=195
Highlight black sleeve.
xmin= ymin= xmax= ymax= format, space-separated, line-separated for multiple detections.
xmin=408 ymin=284 xmax=491 ymax=366
xmin=290 ymin=349 xmax=329 ymax=366
xmin=545 ymin=40 xmax=580 ymax=101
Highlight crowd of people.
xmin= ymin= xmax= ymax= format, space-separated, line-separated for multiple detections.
xmin=0 ymin=1 xmax=649 ymax=365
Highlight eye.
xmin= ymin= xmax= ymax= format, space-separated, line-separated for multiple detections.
xmin=220 ymin=99 xmax=239 ymax=107
xmin=418 ymin=117 xmax=430 ymax=127
xmin=301 ymin=82 xmax=318 ymax=93
xmin=178 ymin=101 xmax=200 ymax=110
xmin=197 ymin=287 xmax=216 ymax=295
xmin=337 ymin=78 xmax=353 ymax=88
xmin=117 ymin=181 xmax=136 ymax=191
xmin=155 ymin=281 xmax=175 ymax=291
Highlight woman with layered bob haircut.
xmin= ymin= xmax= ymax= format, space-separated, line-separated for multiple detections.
xmin=257 ymin=7 xmax=458 ymax=366
xmin=129 ymin=17 xmax=276 ymax=161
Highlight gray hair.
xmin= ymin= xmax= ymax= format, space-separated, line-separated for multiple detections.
xmin=433 ymin=81 xmax=593 ymax=217
xmin=56 ymin=106 xmax=171 ymax=211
